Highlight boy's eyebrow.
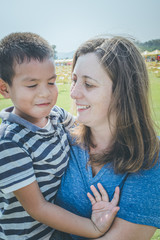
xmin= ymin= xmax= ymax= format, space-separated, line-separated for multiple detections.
xmin=48 ymin=74 xmax=57 ymax=80
xmin=21 ymin=77 xmax=37 ymax=82
xmin=22 ymin=74 xmax=57 ymax=82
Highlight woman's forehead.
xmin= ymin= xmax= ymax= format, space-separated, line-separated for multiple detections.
xmin=73 ymin=53 xmax=111 ymax=85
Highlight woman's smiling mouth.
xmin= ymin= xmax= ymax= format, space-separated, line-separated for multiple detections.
xmin=76 ymin=105 xmax=90 ymax=110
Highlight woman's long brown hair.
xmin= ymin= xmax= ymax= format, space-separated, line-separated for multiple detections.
xmin=71 ymin=37 xmax=159 ymax=174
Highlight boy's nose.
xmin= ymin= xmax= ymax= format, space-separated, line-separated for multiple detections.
xmin=38 ymin=86 xmax=50 ymax=97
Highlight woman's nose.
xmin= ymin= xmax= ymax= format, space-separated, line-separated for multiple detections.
xmin=70 ymin=83 xmax=83 ymax=99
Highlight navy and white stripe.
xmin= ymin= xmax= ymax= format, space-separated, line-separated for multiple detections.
xmin=0 ymin=105 xmax=74 ymax=240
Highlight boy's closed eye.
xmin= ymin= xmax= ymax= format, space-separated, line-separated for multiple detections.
xmin=48 ymin=75 xmax=57 ymax=85
xmin=27 ymin=84 xmax=37 ymax=88
xmin=48 ymin=82 xmax=56 ymax=85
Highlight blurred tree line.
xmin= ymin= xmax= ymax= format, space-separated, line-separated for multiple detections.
xmin=135 ymin=39 xmax=160 ymax=52
xmin=52 ymin=39 xmax=160 ymax=58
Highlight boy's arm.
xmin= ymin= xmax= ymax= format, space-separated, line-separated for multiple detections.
xmin=14 ymin=180 xmax=119 ymax=238
xmin=14 ymin=180 xmax=100 ymax=238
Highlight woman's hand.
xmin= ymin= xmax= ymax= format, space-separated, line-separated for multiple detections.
xmin=87 ymin=183 xmax=120 ymax=235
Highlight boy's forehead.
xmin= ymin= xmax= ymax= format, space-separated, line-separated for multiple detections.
xmin=13 ymin=57 xmax=55 ymax=70
xmin=12 ymin=57 xmax=56 ymax=81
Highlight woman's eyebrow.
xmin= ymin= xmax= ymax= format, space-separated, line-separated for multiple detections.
xmin=72 ymin=73 xmax=98 ymax=83
xmin=82 ymin=75 xmax=98 ymax=83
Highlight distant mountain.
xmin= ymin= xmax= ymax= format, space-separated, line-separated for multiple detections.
xmin=57 ymin=51 xmax=74 ymax=59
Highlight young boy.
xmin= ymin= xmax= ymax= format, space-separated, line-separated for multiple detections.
xmin=0 ymin=32 xmax=119 ymax=240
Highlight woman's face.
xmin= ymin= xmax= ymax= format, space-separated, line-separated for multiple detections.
xmin=71 ymin=53 xmax=114 ymax=130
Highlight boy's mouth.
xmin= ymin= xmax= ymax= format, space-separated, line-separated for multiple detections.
xmin=36 ymin=102 xmax=50 ymax=106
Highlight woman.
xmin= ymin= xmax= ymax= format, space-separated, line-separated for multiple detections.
xmin=53 ymin=37 xmax=160 ymax=239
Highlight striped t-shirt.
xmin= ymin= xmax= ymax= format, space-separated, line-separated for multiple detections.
xmin=0 ymin=105 xmax=74 ymax=240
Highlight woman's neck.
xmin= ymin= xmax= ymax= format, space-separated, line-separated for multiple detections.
xmin=90 ymin=125 xmax=114 ymax=154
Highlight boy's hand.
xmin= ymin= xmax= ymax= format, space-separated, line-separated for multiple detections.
xmin=87 ymin=183 xmax=120 ymax=235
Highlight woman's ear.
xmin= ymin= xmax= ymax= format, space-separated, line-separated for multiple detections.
xmin=0 ymin=79 xmax=10 ymax=99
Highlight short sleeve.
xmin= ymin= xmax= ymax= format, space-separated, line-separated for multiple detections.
xmin=117 ymin=160 xmax=160 ymax=228
xmin=53 ymin=106 xmax=75 ymax=130
xmin=0 ymin=140 xmax=36 ymax=193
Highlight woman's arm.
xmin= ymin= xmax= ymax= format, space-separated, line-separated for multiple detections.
xmin=89 ymin=184 xmax=156 ymax=240
xmin=93 ymin=217 xmax=156 ymax=240
xmin=14 ymin=180 xmax=119 ymax=238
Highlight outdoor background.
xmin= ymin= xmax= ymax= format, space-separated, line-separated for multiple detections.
xmin=0 ymin=0 xmax=160 ymax=55
xmin=0 ymin=62 xmax=160 ymax=240
xmin=0 ymin=0 xmax=160 ymax=239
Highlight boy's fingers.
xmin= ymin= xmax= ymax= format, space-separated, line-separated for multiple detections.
xmin=90 ymin=185 xmax=101 ymax=202
xmin=111 ymin=187 xmax=120 ymax=206
xmin=97 ymin=183 xmax=109 ymax=202
xmin=87 ymin=192 xmax=96 ymax=205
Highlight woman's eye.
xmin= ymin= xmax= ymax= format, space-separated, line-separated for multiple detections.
xmin=71 ymin=79 xmax=76 ymax=85
xmin=85 ymin=82 xmax=93 ymax=88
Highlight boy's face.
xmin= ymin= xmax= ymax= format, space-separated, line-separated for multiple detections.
xmin=6 ymin=58 xmax=58 ymax=127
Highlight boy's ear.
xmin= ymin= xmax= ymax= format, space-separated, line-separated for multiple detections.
xmin=0 ymin=78 xmax=10 ymax=99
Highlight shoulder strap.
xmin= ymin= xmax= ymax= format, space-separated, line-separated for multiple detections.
xmin=111 ymin=173 xmax=129 ymax=200
xmin=119 ymin=173 xmax=129 ymax=192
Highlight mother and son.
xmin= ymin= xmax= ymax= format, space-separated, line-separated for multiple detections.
xmin=0 ymin=32 xmax=159 ymax=240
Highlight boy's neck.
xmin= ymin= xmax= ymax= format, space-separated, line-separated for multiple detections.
xmin=12 ymin=107 xmax=48 ymax=128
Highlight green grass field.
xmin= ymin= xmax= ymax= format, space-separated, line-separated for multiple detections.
xmin=0 ymin=66 xmax=160 ymax=239
xmin=149 ymin=72 xmax=160 ymax=132
xmin=148 ymin=73 xmax=160 ymax=240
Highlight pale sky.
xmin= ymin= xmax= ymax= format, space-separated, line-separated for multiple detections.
xmin=0 ymin=0 xmax=160 ymax=53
